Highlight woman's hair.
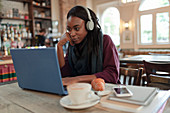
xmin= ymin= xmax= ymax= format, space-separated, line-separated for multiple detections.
xmin=67 ymin=6 xmax=101 ymax=55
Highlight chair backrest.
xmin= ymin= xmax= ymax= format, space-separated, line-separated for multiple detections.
xmin=143 ymin=60 xmax=170 ymax=90
xmin=119 ymin=67 xmax=143 ymax=86
xmin=143 ymin=60 xmax=170 ymax=83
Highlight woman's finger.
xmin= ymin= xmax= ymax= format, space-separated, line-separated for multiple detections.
xmin=66 ymin=33 xmax=74 ymax=46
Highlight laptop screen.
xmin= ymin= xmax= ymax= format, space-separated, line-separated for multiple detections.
xmin=10 ymin=47 xmax=67 ymax=95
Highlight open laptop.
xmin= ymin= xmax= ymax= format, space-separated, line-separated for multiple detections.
xmin=10 ymin=47 xmax=68 ymax=95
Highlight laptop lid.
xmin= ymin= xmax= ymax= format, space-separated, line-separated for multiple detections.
xmin=10 ymin=47 xmax=67 ymax=95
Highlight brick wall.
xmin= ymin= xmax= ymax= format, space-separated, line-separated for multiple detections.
xmin=59 ymin=0 xmax=86 ymax=34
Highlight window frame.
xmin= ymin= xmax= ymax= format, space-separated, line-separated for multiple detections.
xmin=138 ymin=5 xmax=170 ymax=46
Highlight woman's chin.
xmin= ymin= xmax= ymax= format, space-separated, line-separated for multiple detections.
xmin=73 ymin=41 xmax=79 ymax=44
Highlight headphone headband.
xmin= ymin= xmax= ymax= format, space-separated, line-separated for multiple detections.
xmin=78 ymin=5 xmax=94 ymax=31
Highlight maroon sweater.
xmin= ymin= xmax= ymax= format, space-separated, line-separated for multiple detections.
xmin=61 ymin=35 xmax=120 ymax=83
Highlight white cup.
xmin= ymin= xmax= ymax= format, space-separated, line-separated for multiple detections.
xmin=67 ymin=83 xmax=93 ymax=105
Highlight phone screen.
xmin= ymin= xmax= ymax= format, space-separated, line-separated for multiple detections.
xmin=114 ymin=88 xmax=130 ymax=94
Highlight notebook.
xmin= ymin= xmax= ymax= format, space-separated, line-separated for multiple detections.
xmin=10 ymin=47 xmax=68 ymax=95
xmin=99 ymin=90 xmax=169 ymax=113
xmin=108 ymin=85 xmax=158 ymax=105
xmin=100 ymin=95 xmax=143 ymax=112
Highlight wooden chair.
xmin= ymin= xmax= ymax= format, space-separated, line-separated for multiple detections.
xmin=119 ymin=67 xmax=143 ymax=86
xmin=143 ymin=60 xmax=170 ymax=90
xmin=125 ymin=64 xmax=146 ymax=86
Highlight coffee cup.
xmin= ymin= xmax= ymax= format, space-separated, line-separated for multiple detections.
xmin=67 ymin=83 xmax=93 ymax=105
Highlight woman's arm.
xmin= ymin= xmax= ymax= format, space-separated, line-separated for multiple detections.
xmin=94 ymin=35 xmax=120 ymax=83
xmin=62 ymin=75 xmax=96 ymax=86
xmin=57 ymin=43 xmax=65 ymax=67
xmin=57 ymin=33 xmax=73 ymax=68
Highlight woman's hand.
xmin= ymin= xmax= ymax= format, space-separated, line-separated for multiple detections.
xmin=62 ymin=75 xmax=97 ymax=86
xmin=62 ymin=77 xmax=79 ymax=86
xmin=57 ymin=32 xmax=74 ymax=68
xmin=58 ymin=32 xmax=74 ymax=46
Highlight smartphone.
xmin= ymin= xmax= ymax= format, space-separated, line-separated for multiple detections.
xmin=113 ymin=87 xmax=133 ymax=97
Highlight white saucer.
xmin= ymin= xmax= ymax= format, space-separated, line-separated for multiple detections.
xmin=95 ymin=90 xmax=111 ymax=96
xmin=60 ymin=94 xmax=100 ymax=109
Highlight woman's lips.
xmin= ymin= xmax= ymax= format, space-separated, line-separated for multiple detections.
xmin=71 ymin=38 xmax=79 ymax=43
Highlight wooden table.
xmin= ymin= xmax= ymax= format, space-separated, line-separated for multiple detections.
xmin=0 ymin=83 xmax=170 ymax=113
xmin=0 ymin=83 xmax=123 ymax=113
xmin=120 ymin=55 xmax=170 ymax=64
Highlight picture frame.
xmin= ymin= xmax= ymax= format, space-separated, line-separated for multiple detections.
xmin=123 ymin=30 xmax=132 ymax=43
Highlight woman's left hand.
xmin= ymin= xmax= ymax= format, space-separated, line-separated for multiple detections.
xmin=57 ymin=32 xmax=74 ymax=47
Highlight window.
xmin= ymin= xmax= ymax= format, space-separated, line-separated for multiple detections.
xmin=139 ymin=0 xmax=169 ymax=11
xmin=138 ymin=0 xmax=170 ymax=45
xmin=140 ymin=14 xmax=152 ymax=43
xmin=156 ymin=12 xmax=169 ymax=43
xmin=102 ymin=7 xmax=120 ymax=46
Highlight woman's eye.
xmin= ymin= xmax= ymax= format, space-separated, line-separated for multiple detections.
xmin=74 ymin=27 xmax=80 ymax=31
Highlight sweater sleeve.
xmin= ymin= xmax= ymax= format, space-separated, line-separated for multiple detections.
xmin=95 ymin=35 xmax=120 ymax=83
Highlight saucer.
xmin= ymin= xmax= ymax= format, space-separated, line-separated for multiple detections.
xmin=94 ymin=90 xmax=111 ymax=96
xmin=60 ymin=94 xmax=100 ymax=109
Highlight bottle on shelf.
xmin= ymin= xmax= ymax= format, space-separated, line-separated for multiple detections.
xmin=11 ymin=26 xmax=14 ymax=38
xmin=7 ymin=27 xmax=11 ymax=39
xmin=27 ymin=30 xmax=32 ymax=39
xmin=46 ymin=0 xmax=50 ymax=6
xmin=17 ymin=37 xmax=24 ymax=48
xmin=42 ymin=0 xmax=46 ymax=6
xmin=14 ymin=28 xmax=18 ymax=39
xmin=22 ymin=28 xmax=28 ymax=39
xmin=18 ymin=30 xmax=21 ymax=39
xmin=3 ymin=37 xmax=11 ymax=56
xmin=10 ymin=37 xmax=17 ymax=49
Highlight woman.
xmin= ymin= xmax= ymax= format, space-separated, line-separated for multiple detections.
xmin=57 ymin=6 xmax=120 ymax=86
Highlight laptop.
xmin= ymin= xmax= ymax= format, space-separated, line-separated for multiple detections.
xmin=10 ymin=47 xmax=68 ymax=95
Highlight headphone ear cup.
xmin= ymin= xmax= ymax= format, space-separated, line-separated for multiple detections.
xmin=86 ymin=20 xmax=94 ymax=31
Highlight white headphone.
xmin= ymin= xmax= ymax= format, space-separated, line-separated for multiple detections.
xmin=79 ymin=6 xmax=94 ymax=31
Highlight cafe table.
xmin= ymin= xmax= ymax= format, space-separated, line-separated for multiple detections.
xmin=120 ymin=55 xmax=170 ymax=64
xmin=0 ymin=82 xmax=170 ymax=113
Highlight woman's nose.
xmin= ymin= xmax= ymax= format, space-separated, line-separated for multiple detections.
xmin=70 ymin=30 xmax=76 ymax=37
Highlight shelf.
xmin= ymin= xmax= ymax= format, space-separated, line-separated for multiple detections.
xmin=20 ymin=38 xmax=32 ymax=40
xmin=1 ymin=0 xmax=52 ymax=47
xmin=34 ymin=17 xmax=51 ymax=20
xmin=33 ymin=5 xmax=51 ymax=9
xmin=0 ymin=17 xmax=31 ymax=21
xmin=7 ymin=0 xmax=30 ymax=3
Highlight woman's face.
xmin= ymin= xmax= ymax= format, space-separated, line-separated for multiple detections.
xmin=66 ymin=16 xmax=88 ymax=44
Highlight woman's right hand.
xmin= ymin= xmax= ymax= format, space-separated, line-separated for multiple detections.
xmin=57 ymin=32 xmax=74 ymax=46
